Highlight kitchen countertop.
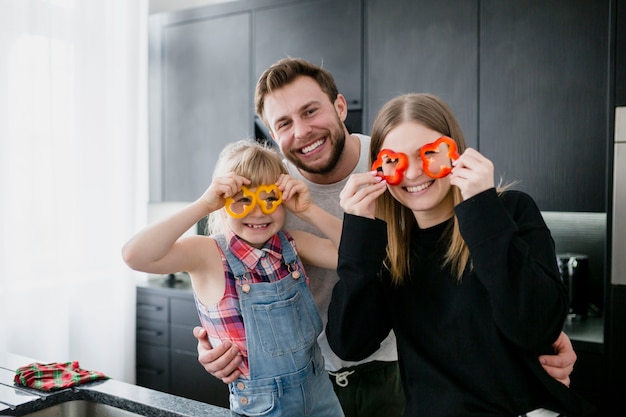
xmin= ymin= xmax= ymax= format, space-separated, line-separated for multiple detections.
xmin=0 ymin=354 xmax=230 ymax=417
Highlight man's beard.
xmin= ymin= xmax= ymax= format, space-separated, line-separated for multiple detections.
xmin=286 ymin=128 xmax=346 ymax=175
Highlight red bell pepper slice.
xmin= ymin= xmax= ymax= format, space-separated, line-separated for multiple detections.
xmin=419 ymin=136 xmax=460 ymax=178
xmin=372 ymin=149 xmax=409 ymax=185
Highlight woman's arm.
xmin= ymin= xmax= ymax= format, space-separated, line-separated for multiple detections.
xmin=326 ymin=213 xmax=392 ymax=361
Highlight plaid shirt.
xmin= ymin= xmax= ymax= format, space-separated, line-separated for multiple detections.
xmin=195 ymin=231 xmax=307 ymax=378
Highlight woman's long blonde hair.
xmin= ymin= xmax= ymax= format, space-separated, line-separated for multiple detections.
xmin=370 ymin=94 xmax=470 ymax=284
xmin=206 ymin=139 xmax=287 ymax=235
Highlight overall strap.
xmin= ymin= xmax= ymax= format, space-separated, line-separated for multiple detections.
xmin=276 ymin=231 xmax=297 ymax=265
xmin=213 ymin=234 xmax=247 ymax=277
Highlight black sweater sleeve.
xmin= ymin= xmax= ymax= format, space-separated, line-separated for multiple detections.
xmin=455 ymin=188 xmax=568 ymax=350
xmin=326 ymin=214 xmax=393 ymax=361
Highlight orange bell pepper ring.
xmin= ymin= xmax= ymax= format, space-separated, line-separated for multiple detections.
xmin=224 ymin=185 xmax=283 ymax=218
xmin=419 ymin=136 xmax=460 ymax=178
xmin=372 ymin=149 xmax=409 ymax=185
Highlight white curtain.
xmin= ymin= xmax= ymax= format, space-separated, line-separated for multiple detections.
xmin=0 ymin=0 xmax=148 ymax=383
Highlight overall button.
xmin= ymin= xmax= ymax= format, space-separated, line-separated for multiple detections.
xmin=240 ymin=397 xmax=249 ymax=405
xmin=237 ymin=382 xmax=245 ymax=390
xmin=292 ymin=271 xmax=301 ymax=279
xmin=242 ymin=283 xmax=251 ymax=293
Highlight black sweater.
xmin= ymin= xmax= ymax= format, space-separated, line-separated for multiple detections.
xmin=327 ymin=189 xmax=594 ymax=416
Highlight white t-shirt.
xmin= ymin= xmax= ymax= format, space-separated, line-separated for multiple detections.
xmin=284 ymin=134 xmax=398 ymax=371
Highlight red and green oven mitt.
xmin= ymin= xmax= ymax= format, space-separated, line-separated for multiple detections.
xmin=14 ymin=361 xmax=109 ymax=391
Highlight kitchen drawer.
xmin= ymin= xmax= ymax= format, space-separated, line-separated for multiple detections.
xmin=170 ymin=323 xmax=197 ymax=353
xmin=170 ymin=297 xmax=199 ymax=326
xmin=136 ymin=318 xmax=169 ymax=346
xmin=170 ymin=350 xmax=230 ymax=408
xmin=136 ymin=291 xmax=169 ymax=321
xmin=136 ymin=343 xmax=170 ymax=392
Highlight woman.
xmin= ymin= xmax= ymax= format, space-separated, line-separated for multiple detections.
xmin=326 ymin=94 xmax=594 ymax=416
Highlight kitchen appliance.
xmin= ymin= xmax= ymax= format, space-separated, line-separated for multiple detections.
xmin=557 ymin=253 xmax=589 ymax=319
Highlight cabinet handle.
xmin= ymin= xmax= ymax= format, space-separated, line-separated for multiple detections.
xmin=137 ymin=329 xmax=163 ymax=337
xmin=137 ymin=367 xmax=164 ymax=375
xmin=137 ymin=303 xmax=163 ymax=311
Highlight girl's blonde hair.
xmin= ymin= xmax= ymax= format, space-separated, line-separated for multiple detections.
xmin=370 ymin=93 xmax=470 ymax=284
xmin=206 ymin=139 xmax=287 ymax=235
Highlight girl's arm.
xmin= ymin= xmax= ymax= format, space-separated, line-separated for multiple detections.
xmin=122 ymin=173 xmax=249 ymax=276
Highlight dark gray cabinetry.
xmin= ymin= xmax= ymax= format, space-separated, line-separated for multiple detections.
xmin=616 ymin=0 xmax=626 ymax=105
xmin=365 ymin=0 xmax=479 ymax=147
xmin=479 ymin=0 xmax=610 ymax=213
xmin=149 ymin=0 xmax=363 ymax=202
xmin=254 ymin=0 xmax=363 ymax=110
xmin=136 ymin=285 xmax=229 ymax=408
xmin=366 ymin=0 xmax=610 ymax=213
xmin=149 ymin=11 xmax=252 ymax=202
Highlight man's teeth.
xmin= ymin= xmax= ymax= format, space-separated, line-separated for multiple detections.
xmin=406 ymin=181 xmax=433 ymax=192
xmin=301 ymin=139 xmax=324 ymax=154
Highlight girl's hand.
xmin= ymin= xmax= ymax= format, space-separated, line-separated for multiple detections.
xmin=339 ymin=171 xmax=387 ymax=219
xmin=277 ymin=174 xmax=311 ymax=214
xmin=200 ymin=173 xmax=250 ymax=213
xmin=449 ymin=148 xmax=495 ymax=200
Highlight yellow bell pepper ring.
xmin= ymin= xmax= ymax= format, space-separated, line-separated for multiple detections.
xmin=224 ymin=185 xmax=283 ymax=218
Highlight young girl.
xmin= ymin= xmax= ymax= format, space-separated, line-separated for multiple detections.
xmin=327 ymin=94 xmax=595 ymax=416
xmin=123 ymin=139 xmax=344 ymax=416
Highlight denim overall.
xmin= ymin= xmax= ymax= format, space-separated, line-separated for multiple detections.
xmin=215 ymin=232 xmax=344 ymax=417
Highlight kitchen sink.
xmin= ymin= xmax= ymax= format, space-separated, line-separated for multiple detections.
xmin=19 ymin=400 xmax=145 ymax=417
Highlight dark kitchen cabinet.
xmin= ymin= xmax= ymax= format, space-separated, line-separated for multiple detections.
xmin=365 ymin=0 xmax=479 ymax=148
xmin=253 ymin=0 xmax=363 ymax=111
xmin=479 ymin=0 xmax=610 ymax=213
xmin=136 ymin=284 xmax=229 ymax=408
xmin=367 ymin=0 xmax=610 ymax=213
xmin=149 ymin=10 xmax=252 ymax=202
xmin=149 ymin=0 xmax=364 ymax=202
xmin=616 ymin=0 xmax=626 ymax=105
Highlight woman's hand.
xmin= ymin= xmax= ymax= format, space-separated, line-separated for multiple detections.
xmin=200 ymin=173 xmax=250 ymax=212
xmin=339 ymin=171 xmax=387 ymax=219
xmin=449 ymin=148 xmax=495 ymax=200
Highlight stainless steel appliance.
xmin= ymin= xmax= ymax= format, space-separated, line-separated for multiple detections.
xmin=557 ymin=253 xmax=589 ymax=319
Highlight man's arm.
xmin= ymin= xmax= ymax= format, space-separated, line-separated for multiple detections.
xmin=193 ymin=326 xmax=243 ymax=384
xmin=539 ymin=331 xmax=577 ymax=387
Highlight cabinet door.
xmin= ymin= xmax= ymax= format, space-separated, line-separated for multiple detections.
xmin=150 ymin=12 xmax=252 ymax=201
xmin=365 ymin=0 xmax=478 ymax=142
xmin=171 ymin=351 xmax=230 ymax=408
xmin=479 ymin=0 xmax=610 ymax=212
xmin=254 ymin=0 xmax=363 ymax=111
xmin=136 ymin=343 xmax=170 ymax=392
xmin=616 ymin=0 xmax=626 ymax=106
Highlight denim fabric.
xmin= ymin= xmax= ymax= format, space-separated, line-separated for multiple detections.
xmin=218 ymin=232 xmax=344 ymax=416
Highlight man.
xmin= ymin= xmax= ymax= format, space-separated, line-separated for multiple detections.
xmin=193 ymin=57 xmax=577 ymax=416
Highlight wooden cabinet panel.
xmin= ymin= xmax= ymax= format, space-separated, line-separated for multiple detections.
xmin=616 ymin=0 xmax=626 ymax=106
xmin=365 ymin=0 xmax=478 ymax=142
xmin=136 ymin=318 xmax=169 ymax=346
xmin=136 ymin=286 xmax=230 ymax=407
xmin=136 ymin=293 xmax=168 ymax=322
xmin=171 ymin=297 xmax=200 ymax=326
xmin=171 ymin=351 xmax=230 ymax=408
xmin=151 ymin=11 xmax=252 ymax=201
xmin=479 ymin=0 xmax=610 ymax=212
xmin=136 ymin=343 xmax=170 ymax=392
xmin=254 ymin=0 xmax=363 ymax=110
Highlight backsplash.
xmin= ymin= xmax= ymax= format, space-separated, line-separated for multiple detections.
xmin=542 ymin=211 xmax=607 ymax=312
